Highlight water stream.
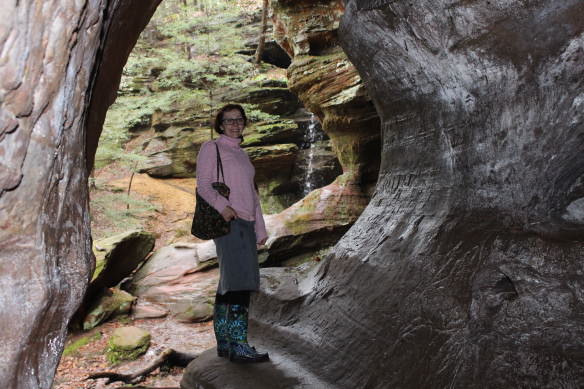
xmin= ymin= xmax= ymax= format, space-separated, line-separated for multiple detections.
xmin=302 ymin=114 xmax=324 ymax=196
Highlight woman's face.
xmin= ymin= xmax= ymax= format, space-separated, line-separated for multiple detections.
xmin=220 ymin=109 xmax=246 ymax=139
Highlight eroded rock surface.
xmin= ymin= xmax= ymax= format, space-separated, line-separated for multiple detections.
xmin=130 ymin=243 xmax=219 ymax=321
xmin=4 ymin=0 xmax=584 ymax=388
xmin=251 ymin=1 xmax=584 ymax=388
xmin=185 ymin=0 xmax=584 ymax=388
xmin=272 ymin=0 xmax=381 ymax=190
xmin=251 ymin=0 xmax=381 ymax=265
xmin=0 ymin=1 xmax=161 ymax=387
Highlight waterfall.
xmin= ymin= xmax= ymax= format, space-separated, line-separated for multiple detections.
xmin=302 ymin=114 xmax=323 ymax=196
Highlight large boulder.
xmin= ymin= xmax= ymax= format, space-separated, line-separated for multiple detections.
xmin=262 ymin=1 xmax=584 ymax=388
xmin=72 ymin=229 xmax=154 ymax=328
xmin=106 ymin=326 xmax=151 ymax=364
xmin=130 ymin=242 xmax=219 ymax=322
xmin=0 ymin=1 xmax=162 ymax=387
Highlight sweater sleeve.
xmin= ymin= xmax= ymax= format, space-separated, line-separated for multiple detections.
xmin=254 ymin=188 xmax=268 ymax=243
xmin=195 ymin=141 xmax=230 ymax=214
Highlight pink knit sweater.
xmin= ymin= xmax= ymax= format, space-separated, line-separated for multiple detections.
xmin=195 ymin=135 xmax=268 ymax=243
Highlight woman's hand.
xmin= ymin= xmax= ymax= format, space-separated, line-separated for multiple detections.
xmin=221 ymin=206 xmax=238 ymax=222
xmin=256 ymin=237 xmax=267 ymax=249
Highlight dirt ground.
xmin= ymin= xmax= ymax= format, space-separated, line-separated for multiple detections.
xmin=53 ymin=318 xmax=215 ymax=389
xmin=108 ymin=173 xmax=203 ymax=249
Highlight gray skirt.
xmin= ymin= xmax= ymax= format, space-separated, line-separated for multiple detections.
xmin=213 ymin=218 xmax=260 ymax=294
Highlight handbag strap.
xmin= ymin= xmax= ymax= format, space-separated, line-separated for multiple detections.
xmin=214 ymin=142 xmax=225 ymax=183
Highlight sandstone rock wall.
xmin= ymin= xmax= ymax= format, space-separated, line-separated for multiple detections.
xmin=252 ymin=1 xmax=584 ymax=388
xmin=272 ymin=0 xmax=381 ymax=188
xmin=0 ymin=1 xmax=161 ymax=387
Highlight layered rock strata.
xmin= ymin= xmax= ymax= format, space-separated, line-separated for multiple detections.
xmin=0 ymin=1 xmax=161 ymax=387
xmin=272 ymin=0 xmax=381 ymax=188
xmin=263 ymin=0 xmax=380 ymax=258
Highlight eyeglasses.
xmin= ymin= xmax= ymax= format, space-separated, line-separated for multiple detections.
xmin=222 ymin=118 xmax=245 ymax=125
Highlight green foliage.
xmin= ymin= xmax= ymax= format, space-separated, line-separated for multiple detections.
xmin=62 ymin=332 xmax=102 ymax=357
xmin=240 ymin=103 xmax=280 ymax=122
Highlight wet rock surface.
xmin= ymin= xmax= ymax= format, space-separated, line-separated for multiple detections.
xmin=190 ymin=0 xmax=584 ymax=388
xmin=0 ymin=0 xmax=162 ymax=387
xmin=250 ymin=1 xmax=584 ymax=388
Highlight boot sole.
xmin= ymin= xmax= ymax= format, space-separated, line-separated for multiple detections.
xmin=229 ymin=355 xmax=270 ymax=363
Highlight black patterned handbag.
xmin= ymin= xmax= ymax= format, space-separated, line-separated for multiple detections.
xmin=191 ymin=143 xmax=231 ymax=240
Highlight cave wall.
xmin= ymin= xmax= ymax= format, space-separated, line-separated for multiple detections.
xmin=0 ymin=1 xmax=160 ymax=387
xmin=272 ymin=0 xmax=381 ymax=188
xmin=253 ymin=0 xmax=584 ymax=388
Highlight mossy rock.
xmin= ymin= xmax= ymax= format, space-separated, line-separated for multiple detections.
xmin=106 ymin=326 xmax=151 ymax=365
xmin=92 ymin=230 xmax=155 ymax=283
xmin=83 ymin=288 xmax=136 ymax=331
xmin=139 ymin=128 xmax=212 ymax=178
xmin=241 ymin=120 xmax=303 ymax=147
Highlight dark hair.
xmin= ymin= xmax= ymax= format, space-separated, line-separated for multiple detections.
xmin=214 ymin=104 xmax=248 ymax=134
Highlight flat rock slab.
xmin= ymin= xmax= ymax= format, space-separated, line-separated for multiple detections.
xmin=180 ymin=350 xmax=297 ymax=389
xmin=180 ymin=334 xmax=333 ymax=389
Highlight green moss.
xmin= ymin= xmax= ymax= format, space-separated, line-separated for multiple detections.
xmin=257 ymin=178 xmax=298 ymax=214
xmin=83 ymin=288 xmax=137 ymax=330
xmin=241 ymin=120 xmax=299 ymax=147
xmin=245 ymin=143 xmax=298 ymax=159
xmin=115 ymin=314 xmax=133 ymax=325
xmin=62 ymin=332 xmax=102 ymax=357
xmin=106 ymin=342 xmax=149 ymax=365
xmin=106 ymin=327 xmax=151 ymax=365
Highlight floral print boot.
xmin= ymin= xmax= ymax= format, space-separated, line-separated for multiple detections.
xmin=227 ymin=304 xmax=269 ymax=363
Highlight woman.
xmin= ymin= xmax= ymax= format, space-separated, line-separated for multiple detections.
xmin=195 ymin=104 xmax=269 ymax=363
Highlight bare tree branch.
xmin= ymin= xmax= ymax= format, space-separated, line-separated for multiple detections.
xmin=86 ymin=348 xmax=197 ymax=384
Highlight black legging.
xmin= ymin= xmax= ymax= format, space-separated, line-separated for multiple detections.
xmin=215 ymin=290 xmax=250 ymax=307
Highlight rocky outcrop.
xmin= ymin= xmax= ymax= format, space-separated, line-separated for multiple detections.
xmin=0 ymin=1 xmax=161 ymax=387
xmin=5 ymin=1 xmax=584 ymax=389
xmin=183 ymin=1 xmax=584 ymax=388
xmin=243 ymin=0 xmax=382 ymax=265
xmin=106 ymin=326 xmax=151 ymax=364
xmin=130 ymin=242 xmax=219 ymax=321
xmin=253 ymin=1 xmax=584 ymax=388
xmin=73 ymin=229 xmax=155 ymax=327
xmin=112 ymin=9 xmax=342 ymax=214
xmin=272 ymin=0 xmax=381 ymax=189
